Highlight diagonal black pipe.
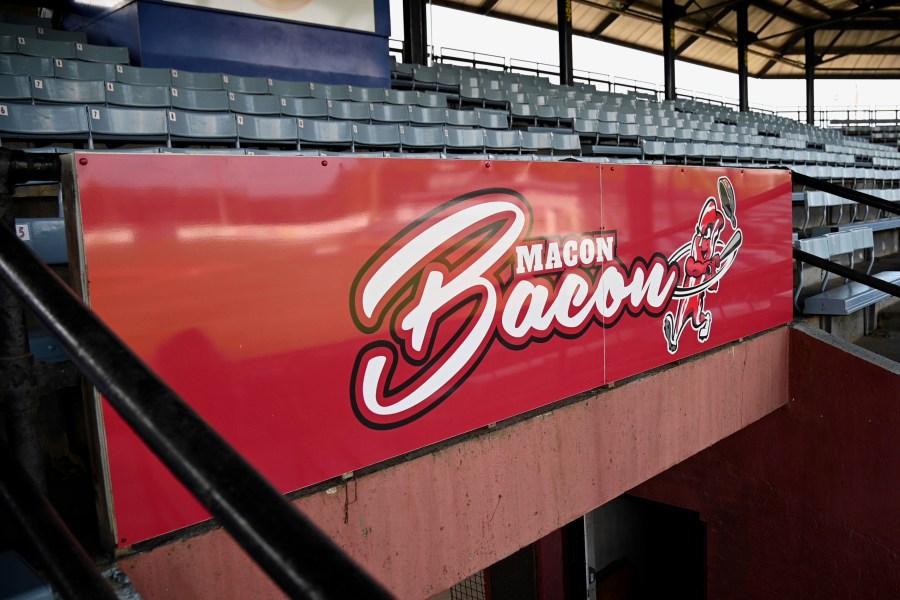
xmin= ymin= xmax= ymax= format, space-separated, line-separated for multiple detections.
xmin=793 ymin=248 xmax=900 ymax=299
xmin=0 ymin=160 xmax=393 ymax=600
xmin=0 ymin=439 xmax=118 ymax=600
xmin=792 ymin=171 xmax=900 ymax=216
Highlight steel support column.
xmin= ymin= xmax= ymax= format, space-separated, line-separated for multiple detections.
xmin=557 ymin=0 xmax=574 ymax=86
xmin=805 ymin=30 xmax=816 ymax=125
xmin=662 ymin=0 xmax=676 ymax=100
xmin=403 ymin=0 xmax=428 ymax=66
xmin=737 ymin=1 xmax=749 ymax=112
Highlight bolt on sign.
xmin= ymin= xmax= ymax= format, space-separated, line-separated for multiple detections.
xmin=70 ymin=155 xmax=793 ymax=545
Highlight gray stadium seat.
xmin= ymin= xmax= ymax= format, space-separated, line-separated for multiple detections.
xmin=371 ymin=103 xmax=411 ymax=124
xmin=16 ymin=37 xmax=76 ymax=59
xmin=170 ymin=87 xmax=229 ymax=112
xmin=32 ymin=77 xmax=105 ymax=104
xmin=105 ymin=81 xmax=170 ymax=108
xmin=0 ymin=23 xmax=35 ymax=38
xmin=235 ymin=114 xmax=299 ymax=148
xmin=267 ymin=79 xmax=313 ymax=98
xmin=0 ymin=73 xmax=31 ymax=101
xmin=444 ymin=126 xmax=483 ymax=153
xmin=574 ymin=118 xmax=599 ymax=143
xmin=510 ymin=103 xmax=537 ymax=126
xmin=115 ymin=65 xmax=172 ymax=86
xmin=327 ymin=99 xmax=370 ymax=121
xmin=484 ymin=129 xmax=520 ymax=153
xmin=297 ymin=118 xmax=352 ymax=150
xmin=352 ymin=122 xmax=401 ymax=151
xmin=169 ymin=69 xmax=223 ymax=90
xmin=87 ymin=106 xmax=168 ymax=147
xmin=417 ymin=91 xmax=448 ymax=108
xmin=551 ymin=132 xmax=582 ymax=156
xmin=53 ymin=58 xmax=115 ymax=81
xmin=385 ymin=89 xmax=418 ymax=105
xmin=222 ymin=74 xmax=268 ymax=94
xmin=166 ymin=109 xmax=237 ymax=145
xmin=349 ymin=86 xmax=386 ymax=103
xmin=311 ymin=84 xmax=351 ymax=101
xmin=74 ymin=41 xmax=129 ymax=64
xmin=0 ymin=34 xmax=17 ymax=53
xmin=399 ymin=124 xmax=444 ymax=151
xmin=476 ymin=109 xmax=508 ymax=129
xmin=520 ymin=131 xmax=552 ymax=154
xmin=408 ymin=106 xmax=444 ymax=125
xmin=0 ymin=54 xmax=54 ymax=76
xmin=228 ymin=91 xmax=281 ymax=115
xmin=0 ymin=102 xmax=89 ymax=142
xmin=444 ymin=108 xmax=477 ymax=127
xmin=37 ymin=28 xmax=87 ymax=43
xmin=279 ymin=97 xmax=328 ymax=118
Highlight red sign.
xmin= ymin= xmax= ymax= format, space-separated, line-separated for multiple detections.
xmin=72 ymin=155 xmax=793 ymax=545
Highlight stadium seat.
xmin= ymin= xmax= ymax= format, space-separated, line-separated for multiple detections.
xmin=115 ymin=65 xmax=172 ymax=86
xmin=0 ymin=102 xmax=89 ymax=142
xmin=399 ymin=124 xmax=444 ymax=151
xmin=235 ymin=114 xmax=299 ymax=148
xmin=0 ymin=34 xmax=17 ymax=53
xmin=351 ymin=122 xmax=401 ymax=151
xmin=267 ymin=79 xmax=313 ymax=98
xmin=36 ymin=28 xmax=87 ymax=43
xmin=297 ymin=118 xmax=352 ymax=150
xmin=0 ymin=73 xmax=31 ymax=101
xmin=32 ymin=77 xmax=105 ymax=104
xmin=0 ymin=54 xmax=54 ymax=76
xmin=87 ymin=106 xmax=168 ymax=147
xmin=105 ymin=82 xmax=170 ymax=108
xmin=348 ymin=86 xmax=386 ymax=103
xmin=228 ymin=91 xmax=281 ymax=115
xmin=444 ymin=126 xmax=484 ymax=153
xmin=371 ymin=103 xmax=412 ymax=124
xmin=417 ymin=91 xmax=448 ymax=108
xmin=169 ymin=69 xmax=223 ymax=90
xmin=74 ymin=42 xmax=129 ymax=64
xmin=222 ymin=74 xmax=268 ymax=94
xmin=170 ymin=88 xmax=229 ymax=112
xmin=166 ymin=109 xmax=237 ymax=145
xmin=311 ymin=84 xmax=351 ymax=101
xmin=520 ymin=130 xmax=552 ymax=154
xmin=0 ymin=23 xmax=35 ymax=38
xmin=385 ymin=89 xmax=418 ymax=105
xmin=551 ymin=132 xmax=582 ymax=156
xmin=279 ymin=97 xmax=328 ymax=119
xmin=53 ymin=58 xmax=116 ymax=81
xmin=484 ymin=129 xmax=520 ymax=153
xmin=476 ymin=109 xmax=508 ymax=129
xmin=327 ymin=100 xmax=370 ymax=121
xmin=444 ymin=108 xmax=478 ymax=127
xmin=16 ymin=37 xmax=76 ymax=59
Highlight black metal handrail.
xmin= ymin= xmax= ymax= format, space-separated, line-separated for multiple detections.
xmin=792 ymin=171 xmax=900 ymax=217
xmin=0 ymin=150 xmax=393 ymax=600
xmin=793 ymin=248 xmax=900 ymax=300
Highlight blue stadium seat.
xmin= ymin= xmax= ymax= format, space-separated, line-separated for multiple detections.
xmin=0 ymin=102 xmax=89 ymax=142
xmin=88 ymin=106 xmax=168 ymax=147
xmin=166 ymin=109 xmax=237 ymax=145
xmin=32 ymin=77 xmax=105 ymax=104
xmin=105 ymin=81 xmax=171 ymax=108
xmin=235 ymin=114 xmax=299 ymax=148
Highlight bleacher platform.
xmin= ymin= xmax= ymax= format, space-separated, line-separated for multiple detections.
xmin=1 ymin=12 xmax=898 ymax=349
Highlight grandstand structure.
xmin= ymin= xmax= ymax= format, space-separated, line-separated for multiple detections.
xmin=0 ymin=1 xmax=897 ymax=599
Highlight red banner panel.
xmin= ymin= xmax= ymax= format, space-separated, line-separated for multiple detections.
xmin=72 ymin=155 xmax=793 ymax=545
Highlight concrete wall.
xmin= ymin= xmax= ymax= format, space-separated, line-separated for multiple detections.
xmin=631 ymin=324 xmax=900 ymax=599
xmin=116 ymin=327 xmax=789 ymax=599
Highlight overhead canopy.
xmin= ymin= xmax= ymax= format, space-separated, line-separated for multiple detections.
xmin=432 ymin=0 xmax=900 ymax=78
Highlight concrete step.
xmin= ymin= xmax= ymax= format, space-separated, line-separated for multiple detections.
xmin=855 ymin=329 xmax=900 ymax=363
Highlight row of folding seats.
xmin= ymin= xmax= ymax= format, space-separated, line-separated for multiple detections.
xmin=0 ymin=34 xmax=127 ymax=64
xmin=0 ymin=103 xmax=583 ymax=155
xmin=0 ymin=22 xmax=87 ymax=43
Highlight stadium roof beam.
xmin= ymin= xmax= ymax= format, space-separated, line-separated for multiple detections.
xmin=403 ymin=0 xmax=428 ymax=66
xmin=559 ymin=0 xmax=574 ymax=86
xmin=737 ymin=0 xmax=749 ymax=112
xmin=662 ymin=0 xmax=678 ymax=100
xmin=805 ymin=30 xmax=816 ymax=125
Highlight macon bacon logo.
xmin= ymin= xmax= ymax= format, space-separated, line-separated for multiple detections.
xmin=349 ymin=188 xmax=679 ymax=430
